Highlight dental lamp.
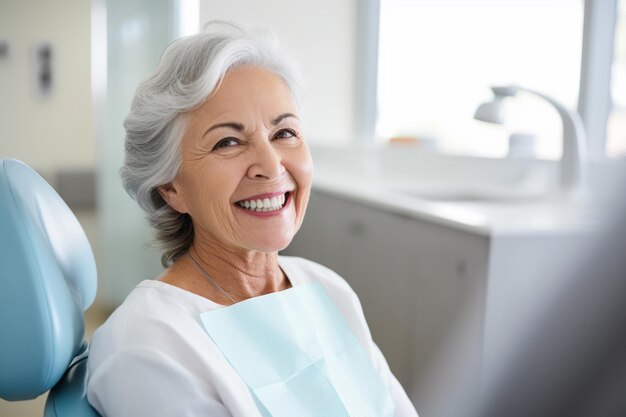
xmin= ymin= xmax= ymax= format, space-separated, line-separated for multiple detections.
xmin=474 ymin=85 xmax=587 ymax=195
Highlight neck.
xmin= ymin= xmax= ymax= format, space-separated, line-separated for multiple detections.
xmin=184 ymin=239 xmax=288 ymax=301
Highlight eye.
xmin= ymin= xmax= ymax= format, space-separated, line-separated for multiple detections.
xmin=212 ymin=137 xmax=240 ymax=151
xmin=273 ymin=128 xmax=298 ymax=140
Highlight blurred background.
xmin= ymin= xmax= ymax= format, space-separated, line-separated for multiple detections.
xmin=1 ymin=0 xmax=625 ymax=415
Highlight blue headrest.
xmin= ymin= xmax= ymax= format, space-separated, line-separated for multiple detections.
xmin=0 ymin=158 xmax=97 ymax=401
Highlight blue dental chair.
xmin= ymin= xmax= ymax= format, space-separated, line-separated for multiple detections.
xmin=0 ymin=158 xmax=101 ymax=417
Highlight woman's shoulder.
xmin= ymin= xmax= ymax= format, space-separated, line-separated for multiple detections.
xmin=99 ymin=279 xmax=216 ymax=328
xmin=89 ymin=280 xmax=217 ymax=365
xmin=86 ymin=281 xmax=242 ymax=416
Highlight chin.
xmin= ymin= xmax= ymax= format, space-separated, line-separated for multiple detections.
xmin=250 ymin=233 xmax=295 ymax=253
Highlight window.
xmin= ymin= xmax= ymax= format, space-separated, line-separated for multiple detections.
xmin=607 ymin=0 xmax=626 ymax=157
xmin=376 ymin=0 xmax=587 ymax=159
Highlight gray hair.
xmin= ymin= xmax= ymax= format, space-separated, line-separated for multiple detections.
xmin=120 ymin=21 xmax=303 ymax=267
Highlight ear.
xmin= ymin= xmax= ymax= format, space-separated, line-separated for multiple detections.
xmin=158 ymin=181 xmax=189 ymax=214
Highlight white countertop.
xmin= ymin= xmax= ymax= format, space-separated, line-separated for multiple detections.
xmin=309 ymin=146 xmax=614 ymax=237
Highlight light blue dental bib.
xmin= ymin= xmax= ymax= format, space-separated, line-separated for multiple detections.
xmin=200 ymin=282 xmax=395 ymax=417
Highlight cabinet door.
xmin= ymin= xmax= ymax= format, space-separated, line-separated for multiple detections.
xmin=406 ymin=221 xmax=489 ymax=417
xmin=340 ymin=200 xmax=414 ymax=387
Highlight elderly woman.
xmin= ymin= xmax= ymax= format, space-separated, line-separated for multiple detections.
xmin=87 ymin=23 xmax=417 ymax=417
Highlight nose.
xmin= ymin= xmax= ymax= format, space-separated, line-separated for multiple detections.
xmin=247 ymin=140 xmax=285 ymax=180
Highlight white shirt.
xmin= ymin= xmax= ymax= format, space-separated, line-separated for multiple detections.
xmin=87 ymin=256 xmax=418 ymax=417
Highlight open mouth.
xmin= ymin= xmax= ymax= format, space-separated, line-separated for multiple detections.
xmin=235 ymin=192 xmax=291 ymax=213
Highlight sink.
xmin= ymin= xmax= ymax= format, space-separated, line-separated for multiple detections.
xmin=310 ymin=144 xmax=563 ymax=204
xmin=393 ymin=186 xmax=548 ymax=203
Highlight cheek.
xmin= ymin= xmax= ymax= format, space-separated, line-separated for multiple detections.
xmin=179 ymin=163 xmax=236 ymax=217
xmin=289 ymin=147 xmax=314 ymax=219
xmin=291 ymin=146 xmax=314 ymax=188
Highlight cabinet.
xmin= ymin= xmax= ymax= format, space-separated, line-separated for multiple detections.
xmin=285 ymin=188 xmax=597 ymax=417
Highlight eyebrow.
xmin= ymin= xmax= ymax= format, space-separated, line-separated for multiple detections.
xmin=203 ymin=122 xmax=244 ymax=137
xmin=271 ymin=113 xmax=299 ymax=125
xmin=202 ymin=113 xmax=299 ymax=137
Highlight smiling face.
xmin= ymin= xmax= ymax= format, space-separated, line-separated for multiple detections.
xmin=160 ymin=66 xmax=313 ymax=255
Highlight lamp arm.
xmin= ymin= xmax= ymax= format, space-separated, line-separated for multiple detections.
xmin=518 ymin=87 xmax=587 ymax=191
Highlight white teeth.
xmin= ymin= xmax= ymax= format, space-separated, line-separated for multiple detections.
xmin=237 ymin=193 xmax=288 ymax=212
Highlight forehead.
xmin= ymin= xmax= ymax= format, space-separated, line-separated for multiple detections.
xmin=192 ymin=66 xmax=297 ymax=120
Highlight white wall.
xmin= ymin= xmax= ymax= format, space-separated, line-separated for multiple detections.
xmin=0 ymin=3 xmax=93 ymax=415
xmin=199 ymin=0 xmax=358 ymax=145
xmin=0 ymin=0 xmax=94 ymax=173
xmin=0 ymin=0 xmax=359 ymax=167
